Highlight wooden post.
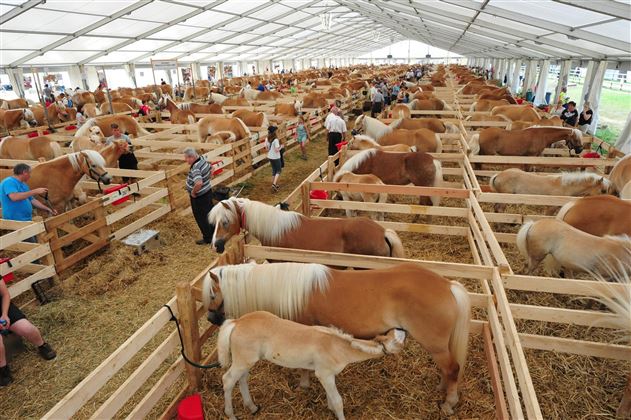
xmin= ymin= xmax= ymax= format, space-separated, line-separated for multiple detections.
xmin=93 ymin=204 xmax=111 ymax=241
xmin=301 ymin=182 xmax=310 ymax=216
xmin=175 ymin=281 xmax=202 ymax=390
xmin=327 ymin=155 xmax=335 ymax=181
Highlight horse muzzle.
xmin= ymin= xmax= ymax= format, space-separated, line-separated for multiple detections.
xmin=214 ymin=239 xmax=226 ymax=254
xmin=572 ymin=145 xmax=584 ymax=155
xmin=207 ymin=310 xmax=225 ymax=325
xmin=28 ymin=120 xmax=37 ymax=127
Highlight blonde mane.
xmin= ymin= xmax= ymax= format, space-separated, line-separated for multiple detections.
xmin=74 ymin=118 xmax=97 ymax=137
xmin=559 ymin=171 xmax=606 ymax=186
xmin=587 ymin=261 xmax=631 ymax=340
xmin=336 ymin=148 xmax=377 ymax=176
xmin=356 ymin=116 xmax=393 ymax=140
xmin=208 ymin=197 xmax=301 ymax=244
xmin=67 ymin=150 xmax=106 ymax=172
xmin=208 ymin=262 xmax=330 ymax=319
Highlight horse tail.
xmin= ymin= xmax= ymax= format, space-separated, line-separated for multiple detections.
xmin=555 ymin=200 xmax=575 ymax=222
xmin=187 ymin=114 xmax=195 ymax=125
xmin=217 ymin=319 xmax=236 ymax=368
xmin=516 ymin=221 xmax=534 ymax=260
xmin=444 ymin=122 xmax=459 ymax=134
xmin=434 ymin=134 xmax=443 ymax=153
xmin=489 ymin=173 xmax=499 ymax=192
xmin=384 ymin=229 xmax=405 ymax=258
xmin=49 ymin=140 xmax=63 ymax=158
xmin=449 ymin=281 xmax=471 ymax=382
xmin=389 ymin=118 xmax=403 ymax=129
xmin=468 ymin=133 xmax=480 ymax=155
xmin=469 ymin=102 xmax=477 ymax=112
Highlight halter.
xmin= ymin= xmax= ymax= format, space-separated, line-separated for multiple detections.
xmin=83 ymin=153 xmax=109 ymax=193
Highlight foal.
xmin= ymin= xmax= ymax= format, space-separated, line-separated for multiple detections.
xmin=218 ymin=311 xmax=406 ymax=420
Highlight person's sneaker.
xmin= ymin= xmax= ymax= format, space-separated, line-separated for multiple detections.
xmin=38 ymin=343 xmax=56 ymax=360
xmin=0 ymin=365 xmax=13 ymax=386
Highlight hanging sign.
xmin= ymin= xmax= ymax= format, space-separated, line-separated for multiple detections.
xmin=23 ymin=76 xmax=33 ymax=89
xmin=152 ymin=59 xmax=177 ymax=70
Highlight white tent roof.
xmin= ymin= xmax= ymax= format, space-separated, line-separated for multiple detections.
xmin=1 ymin=0 xmax=630 ymax=67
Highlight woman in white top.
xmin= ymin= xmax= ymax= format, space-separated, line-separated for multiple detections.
xmin=265 ymin=125 xmax=283 ymax=192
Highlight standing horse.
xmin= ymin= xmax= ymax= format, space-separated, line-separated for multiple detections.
xmin=218 ymin=310 xmax=406 ymax=420
xmin=75 ymin=116 xmax=150 ymax=138
xmin=334 ymin=149 xmax=442 ymax=206
xmin=489 ymin=169 xmax=610 ymax=196
xmin=377 ymin=128 xmax=442 ymax=153
xmin=491 ymin=105 xmax=541 ymax=122
xmin=208 ymin=197 xmax=404 ymax=257
xmin=157 ymin=96 xmax=195 ymax=124
xmin=231 ymin=109 xmax=269 ymax=129
xmin=27 ymin=150 xmax=112 ymax=212
xmin=409 ymin=98 xmax=453 ymax=111
xmin=354 ymin=115 xmax=457 ymax=140
xmin=347 ymin=135 xmax=415 ymax=153
xmin=0 ymin=98 xmax=29 ymax=109
xmin=0 ymin=136 xmax=63 ymax=161
xmin=334 ymin=171 xmax=388 ymax=221
xmin=179 ymin=101 xmax=224 ymax=114
xmin=0 ymin=108 xmax=37 ymax=132
xmin=469 ymin=99 xmax=510 ymax=112
xmin=203 ymin=262 xmax=471 ymax=415
xmin=609 ymin=154 xmax=631 ymax=196
xmin=469 ymin=127 xmax=583 ymax=156
xmin=516 ymin=219 xmax=631 ymax=277
xmin=556 ymin=195 xmax=631 ymax=237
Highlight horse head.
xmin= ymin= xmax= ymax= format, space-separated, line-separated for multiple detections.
xmin=72 ymin=150 xmax=112 ymax=187
xmin=202 ymin=269 xmax=225 ymax=325
xmin=566 ymin=128 xmax=584 ymax=155
xmin=353 ymin=114 xmax=365 ymax=133
xmin=208 ymin=198 xmax=243 ymax=253
xmin=22 ymin=109 xmax=37 ymax=127
xmin=89 ymin=126 xmax=105 ymax=143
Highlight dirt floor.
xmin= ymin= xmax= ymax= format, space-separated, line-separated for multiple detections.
xmin=2 ymin=129 xmax=627 ymax=419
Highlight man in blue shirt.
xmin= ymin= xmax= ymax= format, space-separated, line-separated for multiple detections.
xmin=0 ymin=164 xmax=56 ymax=222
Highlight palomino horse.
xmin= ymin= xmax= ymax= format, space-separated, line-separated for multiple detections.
xmin=71 ymin=138 xmax=128 ymax=167
xmin=197 ymin=116 xmax=250 ymax=143
xmin=27 ymin=150 xmax=112 ymax=212
xmin=556 ymin=195 xmax=631 ymax=237
xmin=302 ymin=92 xmax=328 ymax=108
xmin=31 ymin=102 xmax=76 ymax=125
xmin=609 ymin=154 xmax=631 ymax=196
xmin=208 ymin=197 xmax=404 ymax=257
xmin=0 ymin=98 xmax=29 ymax=109
xmin=71 ymin=91 xmax=96 ymax=111
xmin=622 ymin=182 xmax=631 ymax=199
xmin=157 ymin=96 xmax=195 ymax=124
xmin=179 ymin=101 xmax=223 ymax=114
xmin=222 ymin=97 xmax=250 ymax=107
xmin=490 ymin=169 xmax=610 ymax=196
xmin=334 ymin=171 xmax=388 ymax=221
xmin=491 ymin=105 xmax=541 ymax=122
xmin=516 ymin=219 xmax=631 ymax=277
xmin=0 ymin=108 xmax=37 ymax=131
xmin=100 ymin=102 xmax=134 ymax=115
xmin=0 ymin=136 xmax=63 ymax=161
xmin=391 ymin=104 xmax=411 ymax=119
xmin=469 ymin=99 xmax=510 ymax=112
xmin=274 ymin=101 xmax=303 ymax=116
xmin=347 ymin=135 xmax=415 ymax=153
xmin=334 ymin=149 xmax=442 ymax=206
xmin=508 ymin=117 xmax=563 ymax=131
xmin=390 ymin=117 xmax=459 ymax=133
xmin=231 ymin=109 xmax=269 ymax=129
xmin=183 ymin=86 xmax=210 ymax=101
xmin=469 ymin=127 xmax=584 ymax=156
xmin=75 ymin=116 xmax=150 ymax=138
xmin=82 ymin=103 xmax=101 ymax=118
xmin=377 ymin=128 xmax=442 ymax=153
xmin=203 ymin=262 xmax=471 ymax=415
xmin=354 ymin=115 xmax=457 ymax=141
xmin=218 ymin=310 xmax=406 ymax=420
xmin=409 ymin=98 xmax=453 ymax=111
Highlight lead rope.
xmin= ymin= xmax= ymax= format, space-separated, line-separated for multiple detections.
xmin=163 ymin=304 xmax=221 ymax=369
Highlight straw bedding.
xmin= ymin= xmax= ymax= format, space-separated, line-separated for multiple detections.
xmin=3 ymin=133 xmax=626 ymax=419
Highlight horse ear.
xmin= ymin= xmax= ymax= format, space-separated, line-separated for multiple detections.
xmin=221 ymin=201 xmax=230 ymax=209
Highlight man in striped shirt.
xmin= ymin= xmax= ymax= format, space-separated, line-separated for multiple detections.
xmin=184 ymin=148 xmax=214 ymax=245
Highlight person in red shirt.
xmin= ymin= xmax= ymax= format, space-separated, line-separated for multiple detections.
xmin=0 ymin=277 xmax=56 ymax=386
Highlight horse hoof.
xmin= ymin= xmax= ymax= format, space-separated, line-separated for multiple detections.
xmin=250 ymin=405 xmax=260 ymax=415
xmin=440 ymin=402 xmax=454 ymax=416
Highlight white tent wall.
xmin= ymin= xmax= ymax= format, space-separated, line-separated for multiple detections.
xmin=554 ymin=59 xmax=572 ymax=106
xmin=534 ymin=59 xmax=550 ymax=105
xmin=582 ymin=60 xmax=609 ymax=135
xmin=506 ymin=59 xmax=515 ymax=89
xmin=523 ymin=60 xmax=538 ymax=96
xmin=6 ymin=67 xmax=25 ymax=98
xmin=614 ymin=112 xmax=631 ymax=154
xmin=579 ymin=61 xmax=597 ymax=110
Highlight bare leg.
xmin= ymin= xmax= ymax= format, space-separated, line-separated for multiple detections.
xmin=315 ymin=370 xmax=345 ymax=420
xmin=10 ymin=319 xmax=44 ymax=347
xmin=238 ymin=371 xmax=259 ymax=414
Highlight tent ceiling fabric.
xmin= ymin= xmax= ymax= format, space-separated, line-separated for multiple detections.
xmin=1 ymin=0 xmax=629 ymax=66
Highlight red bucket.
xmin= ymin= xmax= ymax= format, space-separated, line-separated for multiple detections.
xmin=0 ymin=258 xmax=15 ymax=283
xmin=27 ymin=132 xmax=38 ymax=138
xmin=335 ymin=141 xmax=348 ymax=151
xmin=177 ymin=394 xmax=204 ymax=420
xmin=103 ymin=183 xmax=131 ymax=205
xmin=582 ymin=151 xmax=600 ymax=159
xmin=516 ymin=98 xmax=524 ymax=104
xmin=211 ymin=160 xmax=224 ymax=176
xmin=65 ymin=125 xmax=77 ymax=130
xmin=310 ymin=190 xmax=328 ymax=200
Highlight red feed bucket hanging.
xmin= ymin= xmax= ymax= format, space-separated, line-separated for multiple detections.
xmin=335 ymin=141 xmax=348 ymax=151
xmin=103 ymin=184 xmax=131 ymax=206
xmin=310 ymin=189 xmax=328 ymax=200
xmin=0 ymin=258 xmax=15 ymax=283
